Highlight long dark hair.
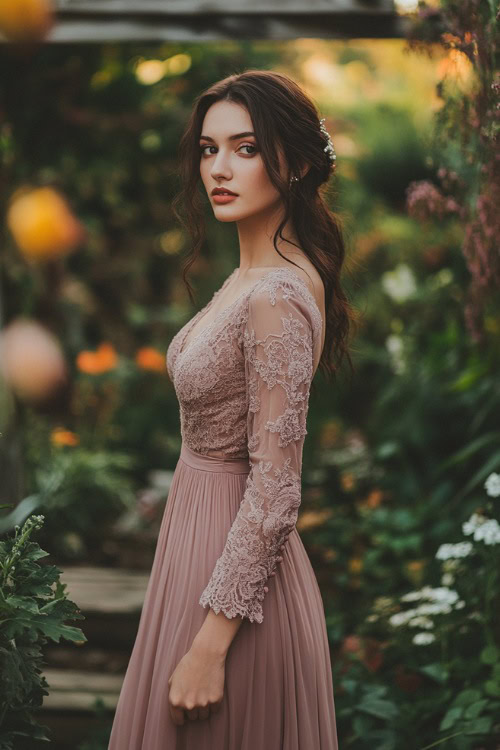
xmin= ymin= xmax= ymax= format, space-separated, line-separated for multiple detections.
xmin=172 ymin=69 xmax=357 ymax=384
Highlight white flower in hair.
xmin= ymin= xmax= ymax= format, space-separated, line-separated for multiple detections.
xmin=319 ymin=117 xmax=337 ymax=169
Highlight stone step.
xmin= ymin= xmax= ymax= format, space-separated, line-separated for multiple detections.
xmin=42 ymin=668 xmax=123 ymax=711
xmin=58 ymin=565 xmax=150 ymax=614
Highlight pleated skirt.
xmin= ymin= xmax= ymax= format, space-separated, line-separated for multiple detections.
xmin=108 ymin=442 xmax=339 ymax=750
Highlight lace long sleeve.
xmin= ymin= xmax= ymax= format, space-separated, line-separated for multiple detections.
xmin=199 ymin=279 xmax=316 ymax=623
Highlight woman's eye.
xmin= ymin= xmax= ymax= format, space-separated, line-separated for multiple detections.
xmin=200 ymin=143 xmax=257 ymax=156
xmin=239 ymin=143 xmax=257 ymax=155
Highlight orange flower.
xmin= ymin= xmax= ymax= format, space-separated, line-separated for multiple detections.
xmin=365 ymin=489 xmax=383 ymax=509
xmin=7 ymin=186 xmax=85 ymax=261
xmin=51 ymin=428 xmax=79 ymax=446
xmin=340 ymin=472 xmax=355 ymax=491
xmin=348 ymin=556 xmax=363 ymax=574
xmin=76 ymin=342 xmax=117 ymax=374
xmin=0 ymin=0 xmax=54 ymax=42
xmin=135 ymin=346 xmax=165 ymax=372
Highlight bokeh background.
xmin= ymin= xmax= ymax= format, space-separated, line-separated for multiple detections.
xmin=0 ymin=1 xmax=499 ymax=748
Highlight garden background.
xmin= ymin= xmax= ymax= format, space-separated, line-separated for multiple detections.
xmin=0 ymin=1 xmax=499 ymax=748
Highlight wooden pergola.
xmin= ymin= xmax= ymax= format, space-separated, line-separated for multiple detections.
xmin=42 ymin=0 xmax=409 ymax=42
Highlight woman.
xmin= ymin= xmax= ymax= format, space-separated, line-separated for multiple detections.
xmin=108 ymin=69 xmax=355 ymax=750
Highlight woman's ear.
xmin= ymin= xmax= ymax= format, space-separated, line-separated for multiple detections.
xmin=298 ymin=163 xmax=311 ymax=180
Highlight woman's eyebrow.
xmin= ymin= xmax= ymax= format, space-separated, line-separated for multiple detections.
xmin=199 ymin=131 xmax=256 ymax=142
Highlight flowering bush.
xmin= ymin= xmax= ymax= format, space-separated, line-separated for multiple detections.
xmin=355 ymin=473 xmax=500 ymax=746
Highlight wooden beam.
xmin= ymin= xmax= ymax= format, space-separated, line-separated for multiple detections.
xmin=0 ymin=0 xmax=410 ymax=42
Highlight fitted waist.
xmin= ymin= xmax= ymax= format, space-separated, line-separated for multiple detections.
xmin=180 ymin=442 xmax=250 ymax=474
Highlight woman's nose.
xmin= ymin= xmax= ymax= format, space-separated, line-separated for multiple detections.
xmin=210 ymin=152 xmax=232 ymax=181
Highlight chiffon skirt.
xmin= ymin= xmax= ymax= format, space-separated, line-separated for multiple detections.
xmin=108 ymin=442 xmax=339 ymax=750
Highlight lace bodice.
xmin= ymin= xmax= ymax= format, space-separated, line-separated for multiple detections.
xmin=166 ymin=267 xmax=324 ymax=623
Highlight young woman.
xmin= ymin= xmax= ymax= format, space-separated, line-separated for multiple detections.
xmin=108 ymin=69 xmax=355 ymax=750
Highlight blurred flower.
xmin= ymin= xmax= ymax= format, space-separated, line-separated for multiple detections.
xmin=6 ymin=186 xmax=85 ymax=261
xmin=435 ymin=541 xmax=473 ymax=560
xmin=363 ymin=489 xmax=384 ymax=509
xmin=381 ymin=264 xmax=417 ymax=303
xmin=76 ymin=342 xmax=118 ymax=374
xmin=51 ymin=427 xmax=80 ymax=446
xmin=0 ymin=318 xmax=67 ymax=401
xmin=348 ymin=556 xmax=363 ymax=574
xmin=0 ymin=0 xmax=54 ymax=42
xmin=441 ymin=572 xmax=455 ymax=586
xmin=342 ymin=634 xmax=362 ymax=654
xmin=462 ymin=512 xmax=500 ymax=544
xmin=340 ymin=472 xmax=355 ymax=491
xmin=484 ymin=472 xmax=500 ymax=498
xmin=385 ymin=334 xmax=406 ymax=374
xmin=135 ymin=346 xmax=165 ymax=372
xmin=408 ymin=615 xmax=434 ymax=629
xmin=462 ymin=512 xmax=487 ymax=535
xmin=390 ymin=585 xmax=462 ymax=630
xmin=406 ymin=179 xmax=463 ymax=222
xmin=412 ymin=632 xmax=435 ymax=645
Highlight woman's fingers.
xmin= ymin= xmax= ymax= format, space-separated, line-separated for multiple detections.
xmin=170 ymin=705 xmax=186 ymax=726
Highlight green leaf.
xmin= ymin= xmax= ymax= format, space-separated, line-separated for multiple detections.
xmin=463 ymin=716 xmax=493 ymax=735
xmin=439 ymin=706 xmax=463 ymax=731
xmin=484 ymin=680 xmax=500 ymax=698
xmin=419 ymin=663 xmax=449 ymax=684
xmin=5 ymin=596 xmax=39 ymax=614
xmin=480 ymin=645 xmax=499 ymax=665
xmin=32 ymin=616 xmax=87 ymax=644
xmin=463 ymin=699 xmax=489 ymax=719
xmin=358 ymin=697 xmax=399 ymax=720
xmin=454 ymin=689 xmax=482 ymax=706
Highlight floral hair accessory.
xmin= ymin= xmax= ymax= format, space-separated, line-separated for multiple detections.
xmin=319 ymin=117 xmax=337 ymax=170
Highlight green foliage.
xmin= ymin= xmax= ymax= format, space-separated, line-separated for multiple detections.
xmin=0 ymin=514 xmax=86 ymax=749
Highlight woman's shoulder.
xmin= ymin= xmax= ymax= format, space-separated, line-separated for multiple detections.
xmin=249 ymin=259 xmax=324 ymax=317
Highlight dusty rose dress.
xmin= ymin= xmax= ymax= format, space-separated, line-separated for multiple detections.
xmin=108 ymin=267 xmax=339 ymax=750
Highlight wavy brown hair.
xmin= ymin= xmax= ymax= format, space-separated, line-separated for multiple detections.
xmin=172 ymin=69 xmax=357 ymax=385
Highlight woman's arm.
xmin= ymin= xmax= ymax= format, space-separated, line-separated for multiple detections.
xmin=192 ymin=538 xmax=286 ymax=657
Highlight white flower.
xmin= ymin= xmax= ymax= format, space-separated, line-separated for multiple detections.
xmin=441 ymin=572 xmax=455 ymax=586
xmin=413 ymin=632 xmax=436 ymax=645
xmin=382 ymin=264 xmax=417 ymax=303
xmin=484 ymin=472 xmax=500 ymax=498
xmin=416 ymin=602 xmax=452 ymax=615
xmin=462 ymin=513 xmax=487 ymax=536
xmin=436 ymin=542 xmax=473 ymax=560
xmin=385 ymin=334 xmax=406 ymax=375
xmin=389 ymin=609 xmax=418 ymax=627
xmin=400 ymin=590 xmax=424 ymax=602
xmin=408 ymin=615 xmax=434 ymax=629
xmin=473 ymin=518 xmax=500 ymax=545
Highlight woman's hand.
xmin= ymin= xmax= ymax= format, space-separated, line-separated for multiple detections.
xmin=167 ymin=535 xmax=289 ymax=726
xmin=167 ymin=640 xmax=225 ymax=726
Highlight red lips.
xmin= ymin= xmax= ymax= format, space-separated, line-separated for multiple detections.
xmin=211 ymin=187 xmax=238 ymax=196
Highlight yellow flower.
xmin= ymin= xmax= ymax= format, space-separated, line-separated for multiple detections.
xmin=0 ymin=0 xmax=54 ymax=42
xmin=7 ymin=186 xmax=85 ymax=261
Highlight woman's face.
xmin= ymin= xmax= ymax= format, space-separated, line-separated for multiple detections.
xmin=199 ymin=99 xmax=286 ymax=223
